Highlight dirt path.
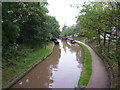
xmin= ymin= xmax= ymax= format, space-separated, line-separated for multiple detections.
xmin=77 ymin=41 xmax=110 ymax=88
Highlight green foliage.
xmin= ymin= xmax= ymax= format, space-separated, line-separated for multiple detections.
xmin=45 ymin=16 xmax=61 ymax=38
xmin=76 ymin=2 xmax=120 ymax=88
xmin=76 ymin=2 xmax=120 ymax=61
xmin=2 ymin=2 xmax=60 ymax=63
xmin=2 ymin=2 xmax=60 ymax=86
xmin=61 ymin=24 xmax=77 ymax=37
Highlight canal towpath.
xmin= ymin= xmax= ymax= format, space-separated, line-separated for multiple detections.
xmin=76 ymin=40 xmax=110 ymax=88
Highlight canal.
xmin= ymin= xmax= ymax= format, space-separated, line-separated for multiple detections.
xmin=11 ymin=40 xmax=84 ymax=88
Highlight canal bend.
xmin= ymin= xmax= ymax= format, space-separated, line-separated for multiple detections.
xmin=12 ymin=40 xmax=84 ymax=88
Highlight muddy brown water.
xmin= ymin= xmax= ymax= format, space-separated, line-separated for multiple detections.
xmin=11 ymin=40 xmax=84 ymax=88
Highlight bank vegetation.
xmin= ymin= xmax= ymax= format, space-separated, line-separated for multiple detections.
xmin=2 ymin=2 xmax=60 ymax=87
xmin=61 ymin=2 xmax=120 ymax=88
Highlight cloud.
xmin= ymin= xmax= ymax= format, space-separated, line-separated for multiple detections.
xmin=47 ymin=0 xmax=83 ymax=31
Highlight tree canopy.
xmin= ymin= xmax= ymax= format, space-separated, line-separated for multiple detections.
xmin=2 ymin=2 xmax=61 ymax=62
xmin=2 ymin=2 xmax=60 ymax=46
xmin=76 ymin=2 xmax=120 ymax=57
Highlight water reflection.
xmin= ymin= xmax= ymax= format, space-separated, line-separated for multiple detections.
xmin=12 ymin=45 xmax=61 ymax=88
xmin=61 ymin=40 xmax=84 ymax=64
xmin=11 ymin=40 xmax=83 ymax=88
xmin=49 ymin=40 xmax=83 ymax=88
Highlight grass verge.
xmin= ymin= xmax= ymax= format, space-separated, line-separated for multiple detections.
xmin=2 ymin=42 xmax=54 ymax=87
xmin=76 ymin=41 xmax=92 ymax=88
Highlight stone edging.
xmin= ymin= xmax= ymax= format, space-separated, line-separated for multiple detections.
xmin=3 ymin=49 xmax=54 ymax=89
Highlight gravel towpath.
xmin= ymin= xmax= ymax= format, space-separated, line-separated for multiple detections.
xmin=77 ymin=41 xmax=110 ymax=88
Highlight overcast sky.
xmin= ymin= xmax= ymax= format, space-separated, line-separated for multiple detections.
xmin=47 ymin=0 xmax=88 ymax=31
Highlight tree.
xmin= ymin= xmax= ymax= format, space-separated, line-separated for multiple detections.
xmin=2 ymin=2 xmax=61 ymax=62
xmin=61 ymin=25 xmax=76 ymax=37
xmin=45 ymin=16 xmax=60 ymax=39
xmin=76 ymin=2 xmax=120 ymax=56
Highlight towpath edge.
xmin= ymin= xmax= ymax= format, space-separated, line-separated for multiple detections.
xmin=76 ymin=40 xmax=110 ymax=88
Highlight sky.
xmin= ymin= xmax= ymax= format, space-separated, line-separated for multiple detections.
xmin=46 ymin=0 xmax=88 ymax=31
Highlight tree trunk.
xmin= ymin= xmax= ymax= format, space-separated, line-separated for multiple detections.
xmin=103 ymin=33 xmax=106 ymax=53
xmin=98 ymin=30 xmax=101 ymax=46
xmin=97 ymin=30 xmax=102 ymax=53
xmin=108 ymin=32 xmax=112 ymax=54
xmin=115 ymin=29 xmax=118 ymax=58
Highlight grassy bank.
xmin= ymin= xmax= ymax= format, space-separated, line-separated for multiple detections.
xmin=76 ymin=41 xmax=92 ymax=88
xmin=75 ymin=37 xmax=119 ymax=88
xmin=2 ymin=42 xmax=54 ymax=87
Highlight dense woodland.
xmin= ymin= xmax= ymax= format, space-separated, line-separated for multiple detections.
xmin=62 ymin=2 xmax=120 ymax=87
xmin=2 ymin=2 xmax=60 ymax=65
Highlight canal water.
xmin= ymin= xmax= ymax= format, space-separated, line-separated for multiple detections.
xmin=11 ymin=40 xmax=84 ymax=88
